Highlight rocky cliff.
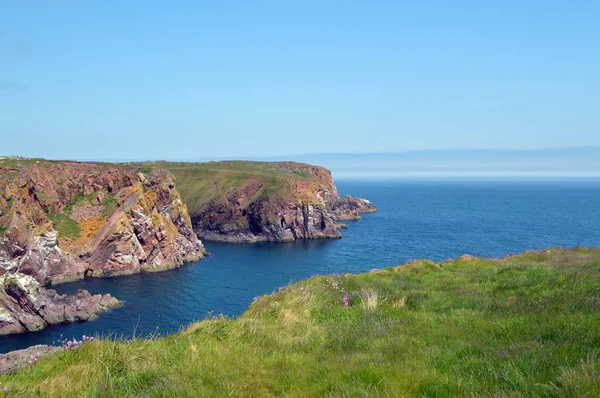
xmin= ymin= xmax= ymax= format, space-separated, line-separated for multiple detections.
xmin=0 ymin=159 xmax=205 ymax=285
xmin=0 ymin=158 xmax=205 ymax=335
xmin=154 ymin=161 xmax=377 ymax=242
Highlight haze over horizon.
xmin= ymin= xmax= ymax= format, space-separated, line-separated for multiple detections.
xmin=2 ymin=1 xmax=599 ymax=161
xmin=3 ymin=147 xmax=600 ymax=179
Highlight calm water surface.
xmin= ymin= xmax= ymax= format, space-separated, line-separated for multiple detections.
xmin=2 ymin=180 xmax=600 ymax=352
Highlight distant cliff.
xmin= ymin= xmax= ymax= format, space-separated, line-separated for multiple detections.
xmin=153 ymin=161 xmax=377 ymax=242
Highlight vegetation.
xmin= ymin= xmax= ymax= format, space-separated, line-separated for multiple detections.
xmin=47 ymin=212 xmax=81 ymax=239
xmin=102 ymin=193 xmax=118 ymax=218
xmin=2 ymin=247 xmax=600 ymax=396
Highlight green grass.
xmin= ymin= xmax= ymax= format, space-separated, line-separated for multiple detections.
xmin=3 ymin=247 xmax=600 ymax=397
xmin=47 ymin=212 xmax=81 ymax=239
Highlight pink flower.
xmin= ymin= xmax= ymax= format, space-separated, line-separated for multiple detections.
xmin=3 ymin=386 xmax=7 ymax=392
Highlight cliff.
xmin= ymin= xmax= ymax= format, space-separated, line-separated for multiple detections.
xmin=0 ymin=158 xmax=205 ymax=335
xmin=0 ymin=159 xmax=205 ymax=285
xmin=151 ymin=161 xmax=377 ymax=242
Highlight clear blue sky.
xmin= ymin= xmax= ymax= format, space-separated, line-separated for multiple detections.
xmin=1 ymin=1 xmax=599 ymax=160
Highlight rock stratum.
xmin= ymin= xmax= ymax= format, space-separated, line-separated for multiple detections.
xmin=152 ymin=161 xmax=377 ymax=242
xmin=0 ymin=158 xmax=205 ymax=335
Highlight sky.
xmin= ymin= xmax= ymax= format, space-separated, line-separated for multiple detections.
xmin=1 ymin=0 xmax=599 ymax=160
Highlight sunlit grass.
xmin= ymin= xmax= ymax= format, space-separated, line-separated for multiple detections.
xmin=3 ymin=247 xmax=600 ymax=396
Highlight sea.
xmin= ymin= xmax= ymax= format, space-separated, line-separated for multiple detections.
xmin=2 ymin=179 xmax=599 ymax=353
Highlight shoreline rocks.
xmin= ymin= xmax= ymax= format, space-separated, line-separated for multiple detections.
xmin=0 ymin=272 xmax=120 ymax=336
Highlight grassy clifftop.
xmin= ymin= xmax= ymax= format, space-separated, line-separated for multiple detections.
xmin=3 ymin=247 xmax=600 ymax=396
xmin=144 ymin=161 xmax=337 ymax=216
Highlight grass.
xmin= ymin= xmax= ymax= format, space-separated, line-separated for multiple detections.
xmin=101 ymin=193 xmax=118 ymax=217
xmin=2 ymin=247 xmax=600 ymax=396
xmin=47 ymin=212 xmax=81 ymax=239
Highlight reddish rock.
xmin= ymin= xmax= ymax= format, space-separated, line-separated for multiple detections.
xmin=0 ymin=160 xmax=205 ymax=285
xmin=180 ymin=162 xmax=377 ymax=242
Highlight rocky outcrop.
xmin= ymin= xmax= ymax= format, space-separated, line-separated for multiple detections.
xmin=0 ymin=272 xmax=120 ymax=336
xmin=328 ymin=196 xmax=377 ymax=221
xmin=0 ymin=344 xmax=60 ymax=374
xmin=0 ymin=160 xmax=205 ymax=285
xmin=161 ymin=161 xmax=377 ymax=242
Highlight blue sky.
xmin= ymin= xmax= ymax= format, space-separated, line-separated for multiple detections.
xmin=1 ymin=1 xmax=599 ymax=160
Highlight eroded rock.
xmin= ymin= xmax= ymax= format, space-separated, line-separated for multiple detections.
xmin=0 ymin=272 xmax=120 ymax=336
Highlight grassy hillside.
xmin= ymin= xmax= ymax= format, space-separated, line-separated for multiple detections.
xmin=3 ymin=247 xmax=600 ymax=396
xmin=141 ymin=161 xmax=323 ymax=215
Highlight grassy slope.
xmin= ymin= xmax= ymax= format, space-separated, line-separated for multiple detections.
xmin=144 ymin=161 xmax=315 ymax=215
xmin=3 ymin=247 xmax=600 ymax=397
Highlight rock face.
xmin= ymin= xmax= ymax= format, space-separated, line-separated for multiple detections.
xmin=0 ymin=344 xmax=60 ymax=374
xmin=0 ymin=272 xmax=120 ymax=336
xmin=328 ymin=196 xmax=378 ymax=221
xmin=0 ymin=159 xmax=204 ymax=335
xmin=0 ymin=160 xmax=206 ymax=285
xmin=160 ymin=161 xmax=377 ymax=242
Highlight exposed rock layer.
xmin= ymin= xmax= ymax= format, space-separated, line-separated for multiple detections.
xmin=0 ymin=160 xmax=205 ymax=285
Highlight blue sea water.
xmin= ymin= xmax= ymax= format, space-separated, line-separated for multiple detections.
xmin=2 ymin=179 xmax=600 ymax=353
